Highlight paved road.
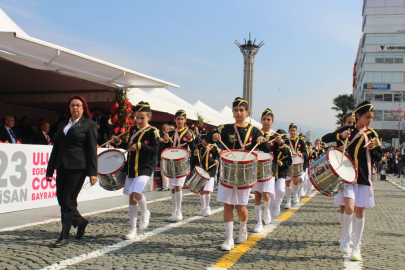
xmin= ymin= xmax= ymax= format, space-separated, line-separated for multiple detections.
xmin=0 ymin=177 xmax=404 ymax=269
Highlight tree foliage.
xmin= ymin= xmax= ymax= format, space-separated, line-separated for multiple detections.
xmin=331 ymin=94 xmax=355 ymax=126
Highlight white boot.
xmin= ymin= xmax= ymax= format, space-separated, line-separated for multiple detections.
xmin=350 ymin=247 xmax=362 ymax=261
xmin=204 ymin=207 xmax=212 ymax=216
xmin=221 ymin=238 xmax=235 ymax=251
xmin=253 ymin=223 xmax=263 ymax=233
xmin=125 ymin=228 xmax=137 ymax=240
xmin=139 ymin=210 xmax=150 ymax=230
xmin=175 ymin=210 xmax=183 ymax=221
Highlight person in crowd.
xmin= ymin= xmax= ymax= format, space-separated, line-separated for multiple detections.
xmin=388 ymin=153 xmax=394 ymax=174
xmin=380 ymin=154 xmax=387 ymax=173
xmin=400 ymin=150 xmax=405 ymax=178
xmin=193 ymin=126 xmax=202 ymax=145
xmin=18 ymin=116 xmax=29 ymax=142
xmin=38 ymin=118 xmax=44 ymax=130
xmin=35 ymin=121 xmax=53 ymax=145
xmin=158 ymin=124 xmax=170 ymax=191
xmin=0 ymin=115 xmax=20 ymax=143
xmin=46 ymin=95 xmax=98 ymax=248
xmin=92 ymin=107 xmax=109 ymax=146
xmin=169 ymin=124 xmax=175 ymax=131
xmin=26 ymin=117 xmax=39 ymax=144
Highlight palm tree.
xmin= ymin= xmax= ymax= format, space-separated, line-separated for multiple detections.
xmin=332 ymin=94 xmax=355 ymax=126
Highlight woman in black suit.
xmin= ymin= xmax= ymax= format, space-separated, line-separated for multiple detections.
xmin=46 ymin=95 xmax=98 ymax=248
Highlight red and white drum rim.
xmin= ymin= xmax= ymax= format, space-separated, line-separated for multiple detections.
xmin=253 ymin=149 xmax=274 ymax=162
xmin=292 ymin=154 xmax=304 ymax=166
xmin=309 ymin=177 xmax=333 ymax=197
xmin=194 ymin=166 xmax=211 ymax=180
xmin=220 ymin=149 xmax=258 ymax=164
xmin=326 ymin=147 xmax=358 ymax=184
xmin=161 ymin=147 xmax=190 ymax=161
xmin=97 ymin=149 xmax=126 ymax=176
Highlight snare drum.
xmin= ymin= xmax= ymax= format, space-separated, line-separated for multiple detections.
xmin=372 ymin=164 xmax=377 ymax=175
xmin=161 ymin=147 xmax=190 ymax=178
xmin=185 ymin=166 xmax=211 ymax=193
xmin=309 ymin=147 xmax=357 ymax=197
xmin=254 ymin=150 xmax=274 ymax=181
xmin=287 ymin=154 xmax=304 ymax=177
xmin=220 ymin=150 xmax=258 ymax=187
xmin=97 ymin=149 xmax=126 ymax=191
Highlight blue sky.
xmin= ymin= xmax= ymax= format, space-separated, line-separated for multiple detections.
xmin=0 ymin=0 xmax=363 ymax=137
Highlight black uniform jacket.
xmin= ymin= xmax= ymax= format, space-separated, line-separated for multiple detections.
xmin=46 ymin=117 xmax=98 ymax=177
xmin=164 ymin=127 xmax=195 ymax=153
xmin=322 ymin=124 xmax=382 ymax=186
xmin=116 ymin=125 xmax=160 ymax=178
xmin=267 ymin=133 xmax=292 ymax=180
xmin=212 ymin=123 xmax=271 ymax=152
xmin=308 ymin=149 xmax=318 ymax=164
xmin=192 ymin=143 xmax=221 ymax=176
xmin=287 ymin=137 xmax=308 ymax=169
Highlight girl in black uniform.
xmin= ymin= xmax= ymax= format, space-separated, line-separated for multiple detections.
xmin=314 ymin=138 xmax=325 ymax=157
xmin=273 ymin=129 xmax=293 ymax=217
xmin=330 ymin=111 xmax=356 ymax=245
xmin=322 ymin=101 xmax=382 ymax=261
xmin=112 ymin=101 xmax=160 ymax=240
xmin=211 ymin=97 xmax=270 ymax=251
xmin=192 ymin=130 xmax=220 ymax=217
xmin=163 ymin=110 xmax=195 ymax=222
xmin=285 ymin=123 xmax=308 ymax=208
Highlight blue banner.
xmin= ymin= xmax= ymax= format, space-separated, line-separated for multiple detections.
xmin=363 ymin=83 xmax=391 ymax=90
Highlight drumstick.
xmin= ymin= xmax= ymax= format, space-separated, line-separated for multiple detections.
xmin=163 ymin=132 xmax=173 ymax=143
xmin=341 ymin=137 xmax=349 ymax=165
xmin=198 ymin=151 xmax=201 ymax=165
xmin=208 ymin=163 xmax=217 ymax=170
xmin=104 ymin=150 xmax=129 ymax=159
xmin=218 ymin=140 xmax=236 ymax=158
xmin=363 ymin=138 xmax=375 ymax=148
xmin=100 ymin=130 xmax=129 ymax=147
xmin=243 ymin=143 xmax=259 ymax=160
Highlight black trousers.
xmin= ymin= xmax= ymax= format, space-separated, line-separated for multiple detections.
xmin=56 ymin=164 xmax=87 ymax=239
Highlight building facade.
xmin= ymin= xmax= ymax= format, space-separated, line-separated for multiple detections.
xmin=305 ymin=129 xmax=315 ymax=144
xmin=353 ymin=0 xmax=405 ymax=133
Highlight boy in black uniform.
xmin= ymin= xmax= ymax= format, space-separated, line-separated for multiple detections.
xmin=285 ymin=123 xmax=308 ymax=207
xmin=212 ymin=97 xmax=270 ymax=251
xmin=273 ymin=129 xmax=293 ymax=217
xmin=192 ymin=130 xmax=220 ymax=217
xmin=112 ymin=101 xmax=159 ymax=240
xmin=314 ymin=138 xmax=325 ymax=157
xmin=322 ymin=101 xmax=382 ymax=261
xmin=163 ymin=110 xmax=195 ymax=222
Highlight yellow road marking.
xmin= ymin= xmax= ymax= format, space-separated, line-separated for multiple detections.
xmin=212 ymin=194 xmax=316 ymax=269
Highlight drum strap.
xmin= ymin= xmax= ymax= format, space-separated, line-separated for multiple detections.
xmin=128 ymin=124 xmax=150 ymax=149
xmin=363 ymin=133 xmax=374 ymax=195
xmin=346 ymin=128 xmax=366 ymax=148
xmin=173 ymin=128 xmax=188 ymax=148
xmin=233 ymin=124 xmax=253 ymax=150
xmin=289 ymin=139 xmax=299 ymax=155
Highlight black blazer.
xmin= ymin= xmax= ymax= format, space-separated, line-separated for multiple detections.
xmin=35 ymin=131 xmax=53 ymax=145
xmin=46 ymin=117 xmax=98 ymax=177
xmin=0 ymin=126 xmax=18 ymax=143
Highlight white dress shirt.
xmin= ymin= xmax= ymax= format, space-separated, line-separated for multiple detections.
xmin=5 ymin=126 xmax=17 ymax=144
xmin=64 ymin=117 xmax=81 ymax=135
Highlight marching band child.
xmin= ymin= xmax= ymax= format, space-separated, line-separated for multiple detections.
xmin=212 ymin=97 xmax=270 ymax=251
xmin=193 ymin=130 xmax=220 ymax=217
xmin=163 ymin=110 xmax=195 ymax=222
xmin=112 ymin=101 xmax=159 ymax=240
xmin=285 ymin=124 xmax=308 ymax=207
xmin=273 ymin=129 xmax=293 ymax=217
xmin=322 ymin=101 xmax=382 ymax=261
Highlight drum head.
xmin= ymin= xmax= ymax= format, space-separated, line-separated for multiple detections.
xmin=292 ymin=154 xmax=303 ymax=165
xmin=195 ymin=166 xmax=210 ymax=180
xmin=327 ymin=149 xmax=357 ymax=183
xmin=254 ymin=151 xmax=272 ymax=162
xmin=162 ymin=147 xmax=189 ymax=161
xmin=221 ymin=150 xmax=258 ymax=164
xmin=98 ymin=150 xmax=125 ymax=175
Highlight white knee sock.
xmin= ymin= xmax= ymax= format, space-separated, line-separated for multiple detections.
xmin=171 ymin=193 xmax=177 ymax=213
xmin=224 ymin=222 xmax=233 ymax=239
xmin=275 ymin=190 xmax=284 ymax=208
xmin=351 ymin=214 xmax=356 ymax=237
xmin=200 ymin=195 xmax=206 ymax=209
xmin=339 ymin=213 xmax=344 ymax=237
xmin=285 ymin=186 xmax=292 ymax=204
xmin=293 ymin=184 xmax=298 ymax=196
xmin=342 ymin=213 xmax=353 ymax=238
xmin=137 ymin=196 xmax=148 ymax=214
xmin=254 ymin=205 xmax=262 ymax=224
xmin=352 ymin=217 xmax=365 ymax=248
xmin=204 ymin=193 xmax=211 ymax=208
xmin=264 ymin=200 xmax=270 ymax=213
xmin=129 ymin=204 xmax=138 ymax=229
xmin=269 ymin=193 xmax=276 ymax=217
xmin=175 ymin=190 xmax=183 ymax=211
xmin=240 ymin=219 xmax=247 ymax=230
